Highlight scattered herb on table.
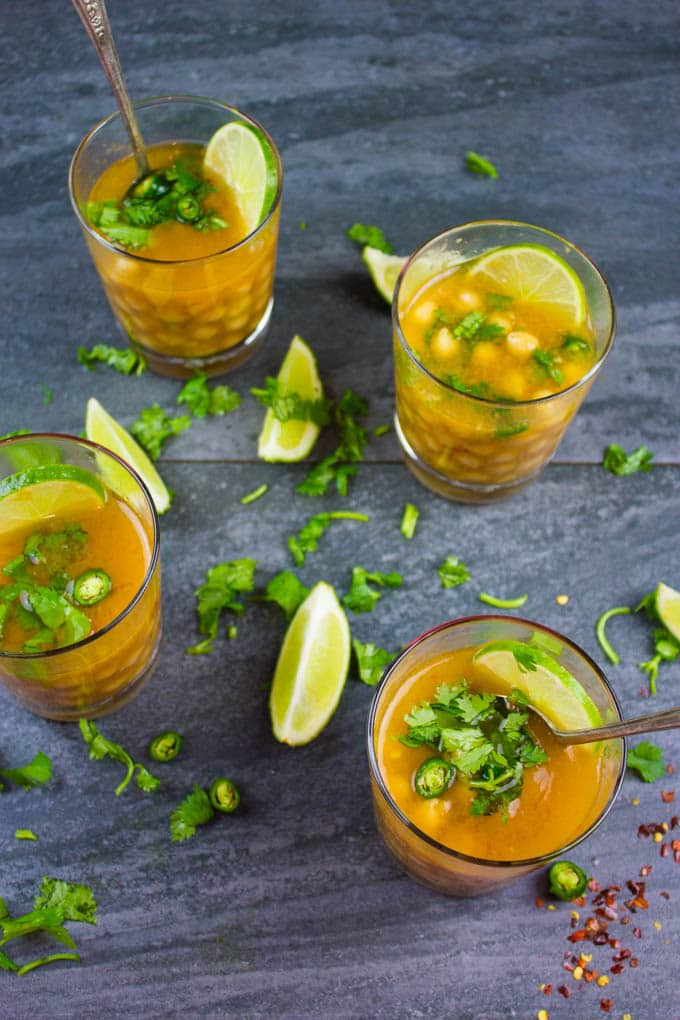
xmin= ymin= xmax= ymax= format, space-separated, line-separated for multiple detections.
xmin=346 ymin=223 xmax=393 ymax=254
xmin=595 ymin=606 xmax=631 ymax=665
xmin=170 ymin=784 xmax=215 ymax=842
xmin=77 ymin=344 xmax=147 ymax=376
xmin=250 ymin=377 xmax=331 ymax=426
xmin=78 ymin=719 xmax=160 ymax=795
xmin=342 ymin=566 xmax=402 ymax=614
xmin=177 ymin=373 xmax=242 ymax=418
xmin=296 ymin=390 xmax=369 ymax=497
xmin=288 ymin=512 xmax=369 ymax=567
xmin=148 ymin=731 xmax=183 ymax=763
xmin=187 ymin=558 xmax=256 ymax=655
xmin=373 ymin=424 xmax=391 ymax=437
xmin=627 ymin=741 xmax=667 ymax=783
xmin=41 ymin=385 xmax=53 ymax=407
xmin=129 ymin=403 xmax=192 ymax=460
xmin=603 ymin=443 xmax=654 ymax=477
xmin=478 ymin=591 xmax=528 ymax=609
xmin=0 ymin=752 xmax=52 ymax=792
xmin=240 ymin=484 xmax=268 ymax=505
xmin=262 ymin=570 xmax=309 ymax=620
xmin=400 ymin=503 xmax=419 ymax=540
xmin=438 ymin=555 xmax=471 ymax=589
xmin=0 ymin=877 xmax=97 ymax=975
xmin=352 ymin=637 xmax=398 ymax=686
xmin=15 ymin=829 xmax=38 ymax=841
xmin=400 ymin=680 xmax=547 ymax=818
xmin=465 ymin=151 xmax=498 ymax=178
xmin=638 ymin=629 xmax=679 ymax=695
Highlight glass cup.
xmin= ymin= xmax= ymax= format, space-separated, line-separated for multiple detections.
xmin=0 ymin=434 xmax=161 ymax=720
xmin=366 ymin=615 xmax=625 ymax=897
xmin=69 ymin=95 xmax=283 ymax=378
xmin=392 ymin=220 xmax=615 ymax=503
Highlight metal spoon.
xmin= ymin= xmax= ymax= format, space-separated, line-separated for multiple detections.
xmin=534 ymin=704 xmax=680 ymax=746
xmin=71 ymin=0 xmax=150 ymax=181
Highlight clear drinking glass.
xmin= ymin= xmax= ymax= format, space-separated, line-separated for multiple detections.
xmin=69 ymin=96 xmax=283 ymax=378
xmin=367 ymin=615 xmax=625 ymax=897
xmin=0 ymin=434 xmax=161 ymax=720
xmin=392 ymin=221 xmax=615 ymax=502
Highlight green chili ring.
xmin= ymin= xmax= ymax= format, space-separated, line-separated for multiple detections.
xmin=208 ymin=777 xmax=240 ymax=813
xmin=72 ymin=569 xmax=111 ymax=606
xmin=414 ymin=757 xmax=455 ymax=799
xmin=548 ymin=859 xmax=589 ymax=901
xmin=148 ymin=731 xmax=183 ymax=763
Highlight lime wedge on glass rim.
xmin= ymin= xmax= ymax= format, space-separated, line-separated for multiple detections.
xmin=473 ymin=639 xmax=602 ymax=731
xmin=0 ymin=464 xmax=106 ymax=539
xmin=203 ymin=121 xmax=277 ymax=234
xmin=257 ymin=335 xmax=324 ymax=462
xmin=465 ymin=244 xmax=588 ymax=325
xmin=85 ymin=397 xmax=171 ymax=515
xmin=654 ymin=582 xmax=680 ymax=643
xmin=270 ymin=581 xmax=351 ymax=745
xmin=361 ymin=246 xmax=408 ymax=304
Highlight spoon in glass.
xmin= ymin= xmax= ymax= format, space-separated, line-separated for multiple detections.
xmin=532 ymin=704 xmax=680 ymax=746
xmin=71 ymin=0 xmax=150 ymax=182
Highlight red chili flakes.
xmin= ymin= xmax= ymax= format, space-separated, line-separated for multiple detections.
xmin=660 ymin=843 xmax=670 ymax=858
xmin=666 ymin=763 xmax=676 ymax=775
xmin=640 ymin=864 xmax=653 ymax=877
xmin=661 ymin=789 xmax=676 ymax=803
xmin=610 ymin=963 xmax=625 ymax=974
xmin=672 ymin=840 xmax=680 ymax=852
xmin=620 ymin=915 xmax=632 ymax=925
xmin=660 ymin=891 xmax=670 ymax=900
xmin=535 ymin=897 xmax=545 ymax=909
xmin=557 ymin=984 xmax=571 ymax=998
xmin=600 ymin=998 xmax=613 ymax=1012
xmin=543 ymin=984 xmax=553 ymax=995
xmin=573 ymin=894 xmax=587 ymax=907
xmin=588 ymin=878 xmax=601 ymax=893
xmin=674 ymin=850 xmax=680 ymax=864
xmin=671 ymin=815 xmax=679 ymax=829
xmin=630 ymin=957 xmax=640 ymax=968
xmin=568 ymin=929 xmax=587 ymax=943
xmin=613 ymin=948 xmax=631 ymax=962
xmin=633 ymin=926 xmax=642 ymax=938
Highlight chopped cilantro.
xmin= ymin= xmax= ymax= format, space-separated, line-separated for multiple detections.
xmin=262 ymin=570 xmax=309 ymax=620
xmin=178 ymin=373 xmax=242 ymax=418
xmin=15 ymin=829 xmax=38 ymax=841
xmin=438 ymin=556 xmax=471 ymax=589
xmin=400 ymin=503 xmax=419 ymax=540
xmin=288 ymin=511 xmax=369 ymax=567
xmin=77 ymin=344 xmax=147 ymax=376
xmin=41 ymin=385 xmax=53 ymax=407
xmin=296 ymin=390 xmax=369 ymax=497
xmin=373 ymin=424 xmax=391 ymax=437
xmin=78 ymin=720 xmax=160 ymax=796
xmin=532 ymin=348 xmax=564 ymax=384
xmin=627 ymin=741 xmax=667 ymax=783
xmin=240 ymin=484 xmax=268 ymax=505
xmin=187 ymin=559 xmax=256 ymax=655
xmin=342 ymin=566 xmax=402 ymax=614
xmin=562 ymin=334 xmax=591 ymax=356
xmin=129 ymin=403 xmax=192 ymax=460
xmin=347 ymin=223 xmax=393 ymax=254
xmin=638 ymin=627 xmax=679 ymax=696
xmin=603 ymin=444 xmax=654 ymax=477
xmin=352 ymin=637 xmax=398 ymax=686
xmin=0 ymin=752 xmax=52 ymax=792
xmin=465 ymin=151 xmax=498 ymax=178
xmin=250 ymin=377 xmax=331 ymax=426
xmin=170 ymin=784 xmax=215 ymax=842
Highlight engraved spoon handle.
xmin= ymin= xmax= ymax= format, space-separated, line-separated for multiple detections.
xmin=71 ymin=0 xmax=149 ymax=179
xmin=556 ymin=705 xmax=680 ymax=745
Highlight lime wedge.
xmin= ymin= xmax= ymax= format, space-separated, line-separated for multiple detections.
xmin=85 ymin=397 xmax=171 ymax=515
xmin=257 ymin=335 xmax=324 ymax=462
xmin=0 ymin=465 xmax=106 ymax=538
xmin=203 ymin=121 xmax=278 ymax=234
xmin=362 ymin=246 xmax=407 ymax=303
xmin=654 ymin=582 xmax=680 ymax=643
xmin=466 ymin=244 xmax=587 ymax=325
xmin=270 ymin=581 xmax=350 ymax=745
xmin=473 ymin=639 xmax=602 ymax=731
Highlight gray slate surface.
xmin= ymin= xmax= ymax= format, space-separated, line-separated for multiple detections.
xmin=1 ymin=2 xmax=679 ymax=1018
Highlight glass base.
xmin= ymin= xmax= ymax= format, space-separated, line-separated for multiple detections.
xmin=394 ymin=414 xmax=539 ymax=504
xmin=128 ymin=298 xmax=273 ymax=379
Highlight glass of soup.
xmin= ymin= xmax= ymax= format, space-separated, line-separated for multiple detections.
xmin=0 ymin=434 xmax=161 ymax=719
xmin=69 ymin=95 xmax=283 ymax=378
xmin=367 ymin=615 xmax=625 ymax=896
xmin=392 ymin=221 xmax=615 ymax=502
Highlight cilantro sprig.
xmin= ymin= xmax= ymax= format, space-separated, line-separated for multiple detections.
xmin=627 ymin=741 xmax=667 ymax=783
xmin=250 ymin=378 xmax=331 ymax=426
xmin=342 ymin=566 xmax=402 ymax=614
xmin=170 ymin=784 xmax=215 ymax=842
xmin=603 ymin=443 xmax=654 ymax=477
xmin=262 ymin=570 xmax=309 ymax=620
xmin=288 ymin=512 xmax=369 ymax=567
xmin=129 ymin=404 xmax=192 ymax=460
xmin=78 ymin=720 xmax=160 ymax=795
xmin=353 ymin=637 xmax=397 ymax=686
xmin=438 ymin=555 xmax=471 ymax=589
xmin=178 ymin=374 xmax=242 ymax=418
xmin=77 ymin=344 xmax=147 ymax=376
xmin=296 ymin=390 xmax=369 ymax=497
xmin=187 ymin=559 xmax=256 ymax=655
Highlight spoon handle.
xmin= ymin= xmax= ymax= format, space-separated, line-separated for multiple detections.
xmin=71 ymin=0 xmax=149 ymax=178
xmin=558 ymin=705 xmax=680 ymax=745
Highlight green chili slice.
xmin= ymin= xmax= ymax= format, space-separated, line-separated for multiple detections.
xmin=148 ymin=731 xmax=183 ymax=763
xmin=414 ymin=757 xmax=454 ymax=799
xmin=548 ymin=859 xmax=588 ymax=901
xmin=129 ymin=172 xmax=170 ymax=200
xmin=72 ymin=569 xmax=111 ymax=606
xmin=595 ymin=606 xmax=631 ymax=665
xmin=176 ymin=196 xmax=201 ymax=222
xmin=209 ymin=777 xmax=240 ymax=813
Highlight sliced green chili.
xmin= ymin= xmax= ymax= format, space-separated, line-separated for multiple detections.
xmin=208 ymin=777 xmax=240 ymax=813
xmin=548 ymin=859 xmax=588 ymax=901
xmin=478 ymin=591 xmax=528 ymax=609
xmin=176 ymin=195 xmax=201 ymax=222
xmin=148 ymin=731 xmax=183 ymax=763
xmin=72 ymin=569 xmax=111 ymax=606
xmin=595 ymin=606 xmax=631 ymax=665
xmin=414 ymin=757 xmax=454 ymax=799
xmin=129 ymin=172 xmax=170 ymax=200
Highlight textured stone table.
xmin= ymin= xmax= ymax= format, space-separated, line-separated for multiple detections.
xmin=1 ymin=2 xmax=679 ymax=1018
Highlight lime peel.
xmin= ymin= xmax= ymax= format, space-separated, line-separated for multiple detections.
xmin=203 ymin=121 xmax=277 ymax=234
xmin=361 ymin=246 xmax=407 ymax=304
xmin=0 ymin=465 xmax=106 ymax=504
xmin=654 ymin=582 xmax=680 ymax=643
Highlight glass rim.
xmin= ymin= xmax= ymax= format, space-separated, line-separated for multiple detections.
xmin=366 ymin=613 xmax=627 ymax=870
xmin=391 ymin=218 xmax=617 ymax=409
xmin=68 ymin=94 xmax=284 ymax=266
xmin=0 ymin=432 xmax=160 ymax=661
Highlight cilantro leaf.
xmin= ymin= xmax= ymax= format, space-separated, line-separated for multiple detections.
xmin=352 ymin=637 xmax=397 ymax=686
xmin=296 ymin=390 xmax=369 ymax=497
xmin=77 ymin=344 xmax=147 ymax=376
xmin=34 ymin=878 xmax=98 ymax=925
xmin=178 ymin=373 xmax=242 ymax=418
xmin=532 ymin=348 xmax=564 ymax=384
xmin=342 ymin=566 xmax=402 ymax=614
xmin=347 ymin=223 xmax=393 ymax=254
xmin=295 ymin=456 xmax=339 ymax=497
xmin=603 ymin=443 xmax=655 ymax=477
xmin=288 ymin=512 xmax=368 ymax=567
xmin=170 ymin=784 xmax=215 ymax=842
xmin=627 ymin=741 xmax=667 ymax=783
xmin=0 ymin=751 xmax=52 ymax=791
xmin=263 ymin=570 xmax=309 ymax=620
xmin=465 ymin=151 xmax=498 ymax=178
xmin=78 ymin=719 xmax=160 ymax=796
xmin=438 ymin=555 xmax=471 ymax=589
xmin=250 ymin=377 xmax=331 ymax=426
xmin=188 ymin=559 xmax=257 ymax=654
xmin=129 ymin=404 xmax=192 ymax=460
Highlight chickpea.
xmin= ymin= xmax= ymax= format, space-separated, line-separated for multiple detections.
xmin=411 ymin=299 xmax=439 ymax=326
xmin=486 ymin=311 xmax=514 ymax=331
xmin=456 ymin=289 xmax=483 ymax=312
xmin=505 ymin=330 xmax=539 ymax=359
xmin=430 ymin=328 xmax=461 ymax=362
xmin=498 ymin=369 xmax=527 ymax=400
xmin=469 ymin=341 xmax=498 ymax=369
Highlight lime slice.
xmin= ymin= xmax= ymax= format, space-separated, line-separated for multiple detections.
xmin=361 ymin=246 xmax=407 ymax=303
xmin=466 ymin=244 xmax=587 ymax=325
xmin=257 ymin=335 xmax=324 ymax=462
xmin=654 ymin=582 xmax=680 ymax=643
xmin=203 ymin=121 xmax=277 ymax=234
xmin=473 ymin=639 xmax=602 ymax=731
xmin=85 ymin=397 xmax=171 ymax=515
xmin=270 ymin=581 xmax=350 ymax=745
xmin=0 ymin=465 xmax=106 ymax=538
